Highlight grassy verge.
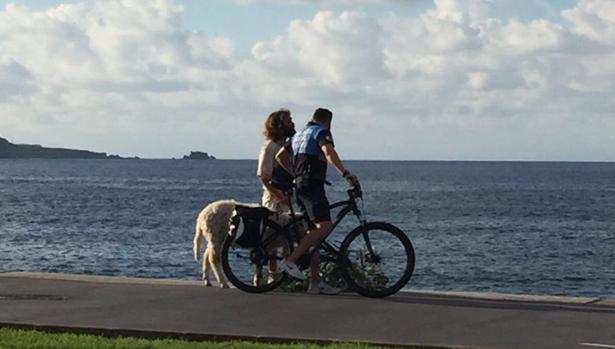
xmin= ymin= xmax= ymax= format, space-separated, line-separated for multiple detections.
xmin=0 ymin=328 xmax=432 ymax=349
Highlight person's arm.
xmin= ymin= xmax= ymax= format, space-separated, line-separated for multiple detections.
xmin=259 ymin=175 xmax=288 ymax=204
xmin=321 ymin=143 xmax=345 ymax=175
xmin=258 ymin=142 xmax=289 ymax=204
xmin=275 ymin=147 xmax=294 ymax=177
xmin=321 ymin=143 xmax=358 ymax=184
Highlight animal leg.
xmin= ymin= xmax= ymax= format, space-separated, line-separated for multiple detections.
xmin=203 ymin=248 xmax=212 ymax=287
xmin=208 ymin=248 xmax=229 ymax=288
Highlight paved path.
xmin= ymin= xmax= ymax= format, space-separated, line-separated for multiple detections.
xmin=1 ymin=272 xmax=614 ymax=349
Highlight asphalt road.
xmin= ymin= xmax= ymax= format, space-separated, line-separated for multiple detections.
xmin=1 ymin=272 xmax=614 ymax=349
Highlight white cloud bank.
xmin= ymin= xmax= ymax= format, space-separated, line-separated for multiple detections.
xmin=234 ymin=0 xmax=411 ymax=5
xmin=1 ymin=0 xmax=614 ymax=160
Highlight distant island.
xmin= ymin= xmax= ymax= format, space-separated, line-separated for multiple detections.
xmin=182 ymin=151 xmax=216 ymax=160
xmin=0 ymin=136 xmax=215 ymax=160
xmin=0 ymin=136 xmax=121 ymax=159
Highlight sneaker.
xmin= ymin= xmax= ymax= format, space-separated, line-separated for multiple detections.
xmin=277 ymin=260 xmax=306 ymax=280
xmin=307 ymin=281 xmax=341 ymax=295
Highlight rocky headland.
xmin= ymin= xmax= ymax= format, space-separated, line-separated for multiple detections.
xmin=0 ymin=137 xmax=135 ymax=159
xmin=1 ymin=136 xmax=216 ymax=160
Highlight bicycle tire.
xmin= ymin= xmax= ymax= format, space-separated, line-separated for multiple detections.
xmin=338 ymin=222 xmax=415 ymax=298
xmin=221 ymin=231 xmax=293 ymax=293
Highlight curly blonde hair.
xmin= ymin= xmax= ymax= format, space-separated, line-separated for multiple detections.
xmin=263 ymin=109 xmax=293 ymax=143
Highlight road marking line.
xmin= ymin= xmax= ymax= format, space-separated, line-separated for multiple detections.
xmin=580 ymin=343 xmax=615 ymax=348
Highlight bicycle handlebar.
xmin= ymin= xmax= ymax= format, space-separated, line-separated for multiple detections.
xmin=348 ymin=181 xmax=363 ymax=200
xmin=287 ymin=176 xmax=362 ymax=200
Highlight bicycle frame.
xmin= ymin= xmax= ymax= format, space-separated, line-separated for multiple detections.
xmin=225 ymin=184 xmax=415 ymax=297
xmin=259 ymin=188 xmax=368 ymax=259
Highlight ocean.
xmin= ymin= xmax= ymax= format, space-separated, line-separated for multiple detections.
xmin=1 ymin=159 xmax=614 ymax=297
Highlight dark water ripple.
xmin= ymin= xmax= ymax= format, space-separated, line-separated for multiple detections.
xmin=1 ymin=159 xmax=614 ymax=297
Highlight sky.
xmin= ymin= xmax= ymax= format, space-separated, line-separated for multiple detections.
xmin=1 ymin=0 xmax=614 ymax=160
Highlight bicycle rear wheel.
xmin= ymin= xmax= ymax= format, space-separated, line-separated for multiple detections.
xmin=339 ymin=222 xmax=415 ymax=298
xmin=221 ymin=232 xmax=292 ymax=293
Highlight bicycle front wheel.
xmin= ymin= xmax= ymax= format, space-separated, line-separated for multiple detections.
xmin=221 ymin=232 xmax=292 ymax=293
xmin=339 ymin=222 xmax=415 ymax=298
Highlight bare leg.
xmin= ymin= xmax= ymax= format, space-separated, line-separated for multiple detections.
xmin=287 ymin=221 xmax=332 ymax=262
xmin=309 ymin=250 xmax=321 ymax=285
xmin=269 ymin=259 xmax=277 ymax=272
xmin=253 ymin=265 xmax=263 ymax=286
xmin=268 ymin=257 xmax=278 ymax=283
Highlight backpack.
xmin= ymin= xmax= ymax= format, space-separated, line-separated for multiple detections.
xmin=229 ymin=205 xmax=272 ymax=248
xmin=270 ymin=164 xmax=294 ymax=192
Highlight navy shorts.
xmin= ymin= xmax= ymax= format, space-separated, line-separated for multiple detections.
xmin=296 ymin=181 xmax=331 ymax=224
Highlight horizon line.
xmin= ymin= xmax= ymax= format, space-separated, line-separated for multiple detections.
xmin=84 ymin=158 xmax=615 ymax=163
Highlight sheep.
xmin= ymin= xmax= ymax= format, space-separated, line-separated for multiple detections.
xmin=193 ymin=200 xmax=306 ymax=288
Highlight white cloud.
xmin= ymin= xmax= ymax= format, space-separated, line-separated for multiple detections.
xmin=487 ymin=19 xmax=568 ymax=53
xmin=0 ymin=56 xmax=37 ymax=101
xmin=429 ymin=0 xmax=491 ymax=25
xmin=1 ymin=0 xmax=615 ymax=160
xmin=252 ymin=11 xmax=386 ymax=85
xmin=563 ymin=0 xmax=615 ymax=45
xmin=234 ymin=0 xmax=408 ymax=5
xmin=241 ymin=0 xmax=615 ymax=160
xmin=0 ymin=0 xmax=243 ymax=156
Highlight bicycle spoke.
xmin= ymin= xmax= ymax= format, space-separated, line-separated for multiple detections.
xmin=223 ymin=235 xmax=292 ymax=292
xmin=340 ymin=223 xmax=415 ymax=297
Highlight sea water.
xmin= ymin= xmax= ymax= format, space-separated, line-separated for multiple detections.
xmin=1 ymin=159 xmax=614 ymax=297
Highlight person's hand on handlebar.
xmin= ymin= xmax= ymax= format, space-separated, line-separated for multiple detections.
xmin=343 ymin=171 xmax=362 ymax=198
xmin=342 ymin=170 xmax=360 ymax=187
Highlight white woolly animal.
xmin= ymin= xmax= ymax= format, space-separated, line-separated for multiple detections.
xmin=193 ymin=200 xmax=305 ymax=288
xmin=193 ymin=200 xmax=237 ymax=288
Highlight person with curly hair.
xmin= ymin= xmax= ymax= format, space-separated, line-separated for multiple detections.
xmin=257 ymin=109 xmax=296 ymax=212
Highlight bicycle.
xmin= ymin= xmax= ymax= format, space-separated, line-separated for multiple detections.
xmin=221 ymin=183 xmax=415 ymax=298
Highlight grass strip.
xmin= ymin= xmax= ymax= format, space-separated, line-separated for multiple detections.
xmin=0 ymin=328 xmax=431 ymax=349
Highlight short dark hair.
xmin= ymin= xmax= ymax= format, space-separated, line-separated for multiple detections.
xmin=312 ymin=108 xmax=333 ymax=123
